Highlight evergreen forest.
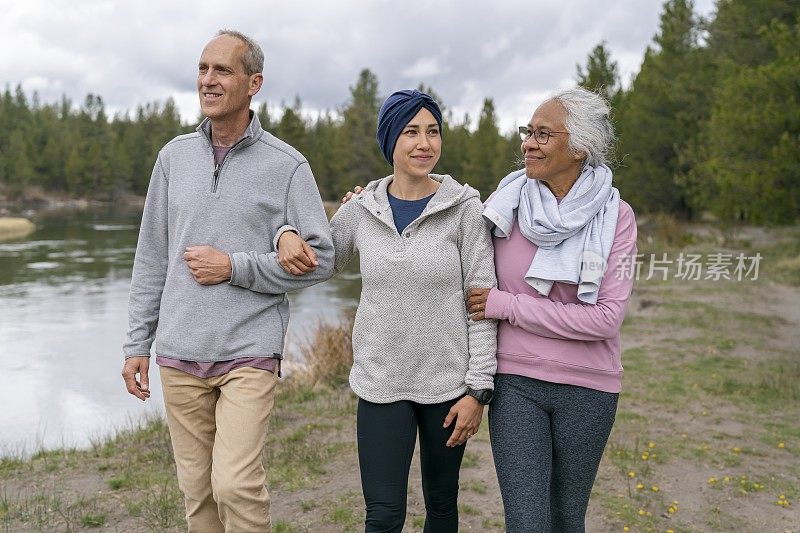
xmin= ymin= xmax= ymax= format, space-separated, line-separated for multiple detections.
xmin=0 ymin=0 xmax=797 ymax=223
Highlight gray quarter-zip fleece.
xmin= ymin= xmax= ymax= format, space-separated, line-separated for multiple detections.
xmin=124 ymin=112 xmax=334 ymax=361
xmin=331 ymin=174 xmax=497 ymax=404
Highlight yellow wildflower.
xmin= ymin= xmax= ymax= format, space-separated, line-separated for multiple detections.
xmin=778 ymin=442 xmax=785 ymax=449
xmin=623 ymin=527 xmax=629 ymax=532
xmin=708 ymin=477 xmax=718 ymax=484
xmin=636 ymin=483 xmax=644 ymax=490
xmin=628 ymin=471 xmax=636 ymax=478
xmin=638 ymin=509 xmax=646 ymax=516
xmin=651 ymin=485 xmax=660 ymax=492
xmin=648 ymin=442 xmax=656 ymax=449
xmin=732 ymin=446 xmax=741 ymax=453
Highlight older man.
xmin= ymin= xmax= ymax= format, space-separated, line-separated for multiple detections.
xmin=121 ymin=30 xmax=333 ymax=531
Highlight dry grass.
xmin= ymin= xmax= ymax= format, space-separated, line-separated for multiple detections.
xmin=0 ymin=217 xmax=35 ymax=241
xmin=293 ymin=312 xmax=354 ymax=388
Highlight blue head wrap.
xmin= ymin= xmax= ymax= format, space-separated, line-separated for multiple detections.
xmin=376 ymin=89 xmax=443 ymax=166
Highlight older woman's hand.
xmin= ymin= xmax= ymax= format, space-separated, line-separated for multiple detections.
xmin=341 ymin=185 xmax=364 ymax=204
xmin=466 ymin=288 xmax=492 ymax=321
xmin=277 ymin=231 xmax=318 ymax=275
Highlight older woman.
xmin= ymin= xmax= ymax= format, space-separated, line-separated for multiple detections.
xmin=278 ymin=89 xmax=497 ymax=532
xmin=467 ymin=87 xmax=637 ymax=532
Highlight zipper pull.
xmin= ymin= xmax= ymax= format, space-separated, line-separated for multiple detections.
xmin=212 ymin=164 xmax=221 ymax=193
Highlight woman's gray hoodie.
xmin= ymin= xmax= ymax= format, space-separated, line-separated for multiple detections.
xmin=332 ymin=174 xmax=497 ymax=404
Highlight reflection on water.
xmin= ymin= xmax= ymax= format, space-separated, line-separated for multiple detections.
xmin=0 ymin=208 xmax=360 ymax=453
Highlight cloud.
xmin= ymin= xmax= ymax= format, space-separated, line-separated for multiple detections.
xmin=0 ymin=0 xmax=717 ymax=132
xmin=401 ymin=56 xmax=445 ymax=80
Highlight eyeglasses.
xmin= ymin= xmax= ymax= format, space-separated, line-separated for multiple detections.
xmin=518 ymin=126 xmax=569 ymax=145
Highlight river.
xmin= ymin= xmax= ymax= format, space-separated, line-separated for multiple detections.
xmin=0 ymin=207 xmax=360 ymax=454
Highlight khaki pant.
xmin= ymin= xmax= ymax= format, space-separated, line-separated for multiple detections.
xmin=160 ymin=365 xmax=278 ymax=533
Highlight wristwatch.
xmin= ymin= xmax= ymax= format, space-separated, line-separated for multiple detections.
xmin=466 ymin=387 xmax=493 ymax=405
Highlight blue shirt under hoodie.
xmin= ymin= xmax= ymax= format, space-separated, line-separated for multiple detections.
xmin=388 ymin=192 xmax=435 ymax=234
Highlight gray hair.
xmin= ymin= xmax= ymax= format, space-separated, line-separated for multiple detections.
xmin=216 ymin=29 xmax=264 ymax=76
xmin=547 ymin=87 xmax=614 ymax=167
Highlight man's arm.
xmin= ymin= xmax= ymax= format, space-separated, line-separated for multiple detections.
xmin=122 ymin=157 xmax=169 ymax=400
xmin=228 ymin=162 xmax=334 ymax=293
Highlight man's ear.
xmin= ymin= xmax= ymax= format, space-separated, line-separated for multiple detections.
xmin=249 ymin=73 xmax=264 ymax=97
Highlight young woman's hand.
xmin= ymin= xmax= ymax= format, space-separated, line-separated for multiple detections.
xmin=277 ymin=231 xmax=318 ymax=275
xmin=466 ymin=288 xmax=491 ymax=321
xmin=443 ymin=395 xmax=484 ymax=447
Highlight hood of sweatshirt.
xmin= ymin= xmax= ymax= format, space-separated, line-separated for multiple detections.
xmin=354 ymin=173 xmax=481 ymax=224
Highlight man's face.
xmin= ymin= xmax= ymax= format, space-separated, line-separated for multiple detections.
xmin=197 ymin=35 xmax=261 ymax=122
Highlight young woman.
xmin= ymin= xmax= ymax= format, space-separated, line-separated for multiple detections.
xmin=277 ymin=89 xmax=497 ymax=532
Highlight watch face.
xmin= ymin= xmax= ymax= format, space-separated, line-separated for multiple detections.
xmin=470 ymin=388 xmax=492 ymax=404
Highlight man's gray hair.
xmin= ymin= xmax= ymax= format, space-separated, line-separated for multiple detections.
xmin=216 ymin=29 xmax=264 ymax=76
xmin=548 ymin=87 xmax=615 ymax=167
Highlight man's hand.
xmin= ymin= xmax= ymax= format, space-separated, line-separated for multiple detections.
xmin=277 ymin=231 xmax=318 ymax=276
xmin=341 ymin=185 xmax=364 ymax=204
xmin=183 ymin=245 xmax=232 ymax=285
xmin=443 ymin=395 xmax=484 ymax=447
xmin=122 ymin=356 xmax=151 ymax=401
xmin=466 ymin=288 xmax=492 ymax=321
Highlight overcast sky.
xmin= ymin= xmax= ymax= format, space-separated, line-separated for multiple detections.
xmin=1 ymin=0 xmax=715 ymax=132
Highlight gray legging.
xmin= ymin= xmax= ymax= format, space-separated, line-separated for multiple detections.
xmin=489 ymin=374 xmax=618 ymax=533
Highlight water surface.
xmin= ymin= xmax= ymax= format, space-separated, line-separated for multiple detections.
xmin=0 ymin=208 xmax=359 ymax=453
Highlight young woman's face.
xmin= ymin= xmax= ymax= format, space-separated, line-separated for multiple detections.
xmin=392 ymin=108 xmax=441 ymax=180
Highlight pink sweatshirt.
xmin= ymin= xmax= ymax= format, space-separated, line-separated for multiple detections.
xmin=484 ymin=200 xmax=637 ymax=393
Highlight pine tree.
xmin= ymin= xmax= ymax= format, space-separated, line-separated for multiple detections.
xmin=307 ymin=112 xmax=348 ymax=200
xmin=576 ymin=41 xmax=621 ymax=105
xmin=436 ymin=112 xmax=471 ymax=182
xmin=3 ymin=129 xmax=35 ymax=197
xmin=341 ymin=69 xmax=386 ymax=187
xmin=275 ymin=96 xmax=308 ymax=155
xmin=615 ymin=0 xmax=710 ymax=216
xmin=463 ymin=99 xmax=508 ymax=198
xmin=689 ymin=17 xmax=800 ymax=222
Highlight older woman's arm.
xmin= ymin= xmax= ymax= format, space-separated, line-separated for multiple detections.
xmin=478 ymin=206 xmax=637 ymax=341
xmin=486 ymin=239 xmax=636 ymax=341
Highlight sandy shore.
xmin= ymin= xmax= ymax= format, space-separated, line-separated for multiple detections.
xmin=0 ymin=217 xmax=35 ymax=241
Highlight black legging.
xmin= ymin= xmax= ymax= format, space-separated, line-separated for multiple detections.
xmin=357 ymin=397 xmax=466 ymax=533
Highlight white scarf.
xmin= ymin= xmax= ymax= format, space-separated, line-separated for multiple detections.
xmin=483 ymin=164 xmax=619 ymax=305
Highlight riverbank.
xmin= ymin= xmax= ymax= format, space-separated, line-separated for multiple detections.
xmin=0 ymin=217 xmax=35 ymax=241
xmin=1 ymin=221 xmax=799 ymax=532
